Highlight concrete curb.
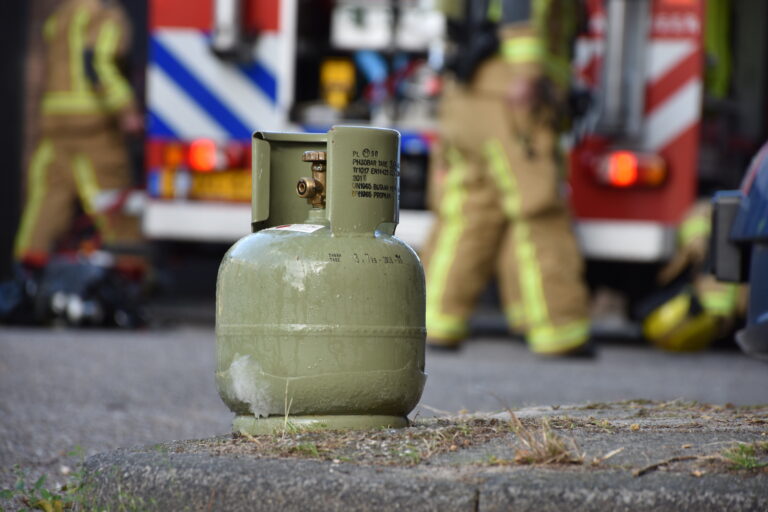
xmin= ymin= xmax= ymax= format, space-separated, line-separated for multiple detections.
xmin=82 ymin=452 xmax=477 ymax=511
xmin=81 ymin=450 xmax=767 ymax=512
xmin=79 ymin=403 xmax=768 ymax=511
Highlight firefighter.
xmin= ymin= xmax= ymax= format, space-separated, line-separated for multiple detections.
xmin=643 ymin=201 xmax=743 ymax=351
xmin=422 ymin=0 xmax=592 ymax=355
xmin=13 ymin=0 xmax=143 ymax=270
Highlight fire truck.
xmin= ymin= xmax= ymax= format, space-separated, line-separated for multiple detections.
xmin=571 ymin=0 xmax=705 ymax=263
xmin=140 ymin=0 xmax=441 ymax=248
xmin=138 ymin=0 xmax=767 ymax=300
xmin=568 ymin=0 xmax=767 ymax=301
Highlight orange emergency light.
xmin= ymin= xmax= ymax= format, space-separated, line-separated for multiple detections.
xmin=597 ymin=151 xmax=667 ymax=188
xmin=162 ymin=142 xmax=186 ymax=168
xmin=188 ymin=139 xmax=218 ymax=172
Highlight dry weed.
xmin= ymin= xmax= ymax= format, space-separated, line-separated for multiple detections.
xmin=507 ymin=410 xmax=584 ymax=465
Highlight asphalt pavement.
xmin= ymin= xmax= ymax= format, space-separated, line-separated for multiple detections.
xmin=1 ymin=322 xmax=767 ymax=508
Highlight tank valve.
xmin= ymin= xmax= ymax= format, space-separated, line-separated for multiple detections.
xmin=297 ymin=151 xmax=327 ymax=208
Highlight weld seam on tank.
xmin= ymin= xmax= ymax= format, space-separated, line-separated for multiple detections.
xmin=217 ymin=324 xmax=426 ymax=337
xmin=255 ymin=366 xmax=422 ymax=380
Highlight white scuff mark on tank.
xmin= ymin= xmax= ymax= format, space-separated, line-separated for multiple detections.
xmin=229 ymin=355 xmax=272 ymax=418
xmin=284 ymin=259 xmax=307 ymax=292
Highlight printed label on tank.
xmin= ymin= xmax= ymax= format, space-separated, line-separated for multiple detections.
xmin=351 ymin=147 xmax=398 ymax=200
xmin=325 ymin=251 xmax=406 ymax=265
xmin=265 ymin=224 xmax=325 ymax=233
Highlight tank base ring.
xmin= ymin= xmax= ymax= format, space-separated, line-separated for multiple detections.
xmin=232 ymin=414 xmax=409 ymax=434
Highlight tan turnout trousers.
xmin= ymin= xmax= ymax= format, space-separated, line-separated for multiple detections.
xmin=14 ymin=0 xmax=140 ymax=261
xmin=15 ymin=129 xmax=141 ymax=259
xmin=422 ymin=60 xmax=591 ymax=354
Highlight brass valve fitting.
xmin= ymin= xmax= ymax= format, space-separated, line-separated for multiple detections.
xmin=297 ymin=150 xmax=327 ymax=208
xmin=297 ymin=177 xmax=323 ymax=199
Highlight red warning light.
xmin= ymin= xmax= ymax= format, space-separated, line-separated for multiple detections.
xmin=606 ymin=151 xmax=639 ymax=187
xmin=188 ymin=139 xmax=218 ymax=172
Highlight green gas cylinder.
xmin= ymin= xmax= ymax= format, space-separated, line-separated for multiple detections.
xmin=215 ymin=126 xmax=426 ymax=434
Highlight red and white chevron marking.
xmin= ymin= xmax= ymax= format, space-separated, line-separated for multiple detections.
xmin=574 ymin=0 xmax=704 ymax=154
xmin=569 ymin=0 xmax=705 ymax=260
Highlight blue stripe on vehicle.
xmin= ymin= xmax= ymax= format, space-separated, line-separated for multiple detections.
xmin=151 ymin=38 xmax=252 ymax=138
xmin=301 ymin=124 xmax=328 ymax=134
xmin=401 ymin=132 xmax=429 ymax=155
xmin=239 ymin=61 xmax=277 ymax=104
xmin=147 ymin=110 xmax=178 ymax=138
xmin=147 ymin=171 xmax=161 ymax=197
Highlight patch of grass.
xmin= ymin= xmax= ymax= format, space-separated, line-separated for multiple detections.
xmin=0 ymin=467 xmax=67 ymax=512
xmin=548 ymin=416 xmax=579 ymax=430
xmin=0 ymin=447 xmax=154 ymax=512
xmin=396 ymin=445 xmax=422 ymax=465
xmin=152 ymin=443 xmax=169 ymax=454
xmin=721 ymin=442 xmax=768 ymax=471
xmin=485 ymin=455 xmax=513 ymax=466
xmin=507 ymin=411 xmax=584 ymax=465
xmin=595 ymin=419 xmax=615 ymax=432
xmin=222 ymin=413 xmax=589 ymax=468
xmin=229 ymin=417 xmax=513 ymax=466
xmin=292 ymin=442 xmax=321 ymax=458
xmin=1 ymin=447 xmax=88 ymax=512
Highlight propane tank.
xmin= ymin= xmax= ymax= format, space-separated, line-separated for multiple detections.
xmin=216 ymin=126 xmax=426 ymax=434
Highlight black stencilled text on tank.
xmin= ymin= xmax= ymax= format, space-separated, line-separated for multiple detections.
xmin=351 ymin=148 xmax=398 ymax=200
xmin=350 ymin=252 xmax=405 ymax=264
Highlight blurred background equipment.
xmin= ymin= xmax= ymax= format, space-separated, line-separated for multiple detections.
xmin=569 ymin=0 xmax=767 ymax=344
xmin=34 ymin=253 xmax=147 ymax=328
xmin=7 ymin=0 xmax=768 ymax=344
xmin=4 ymin=0 xmax=149 ymax=328
xmin=320 ymin=57 xmax=356 ymax=110
xmin=142 ymin=0 xmax=441 ymax=245
xmin=712 ymin=140 xmax=768 ymax=361
xmin=636 ymin=199 xmax=742 ymax=352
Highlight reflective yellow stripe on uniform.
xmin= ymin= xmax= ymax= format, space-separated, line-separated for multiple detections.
xmin=486 ymin=139 xmax=588 ymax=352
xmin=95 ymin=19 xmax=133 ymax=111
xmin=679 ymin=215 xmax=710 ymax=246
xmin=485 ymin=139 xmax=549 ymax=326
xmin=425 ymin=148 xmax=470 ymax=341
xmin=527 ymin=320 xmax=590 ymax=353
xmin=513 ymin=222 xmax=549 ymax=325
xmin=517 ymin=0 xmax=573 ymax=88
xmin=487 ymin=0 xmax=502 ymax=23
xmin=73 ymin=153 xmax=114 ymax=241
xmin=70 ymin=6 xmax=90 ymax=93
xmin=504 ymin=303 xmax=527 ymax=331
xmin=700 ymin=285 xmax=739 ymax=316
xmin=542 ymin=0 xmax=577 ymax=88
xmin=43 ymin=92 xmax=103 ymax=114
xmin=14 ymin=140 xmax=54 ymax=258
xmin=42 ymin=7 xmax=101 ymax=115
xmin=705 ymin=0 xmax=731 ymax=99
xmin=501 ymin=37 xmax=545 ymax=64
